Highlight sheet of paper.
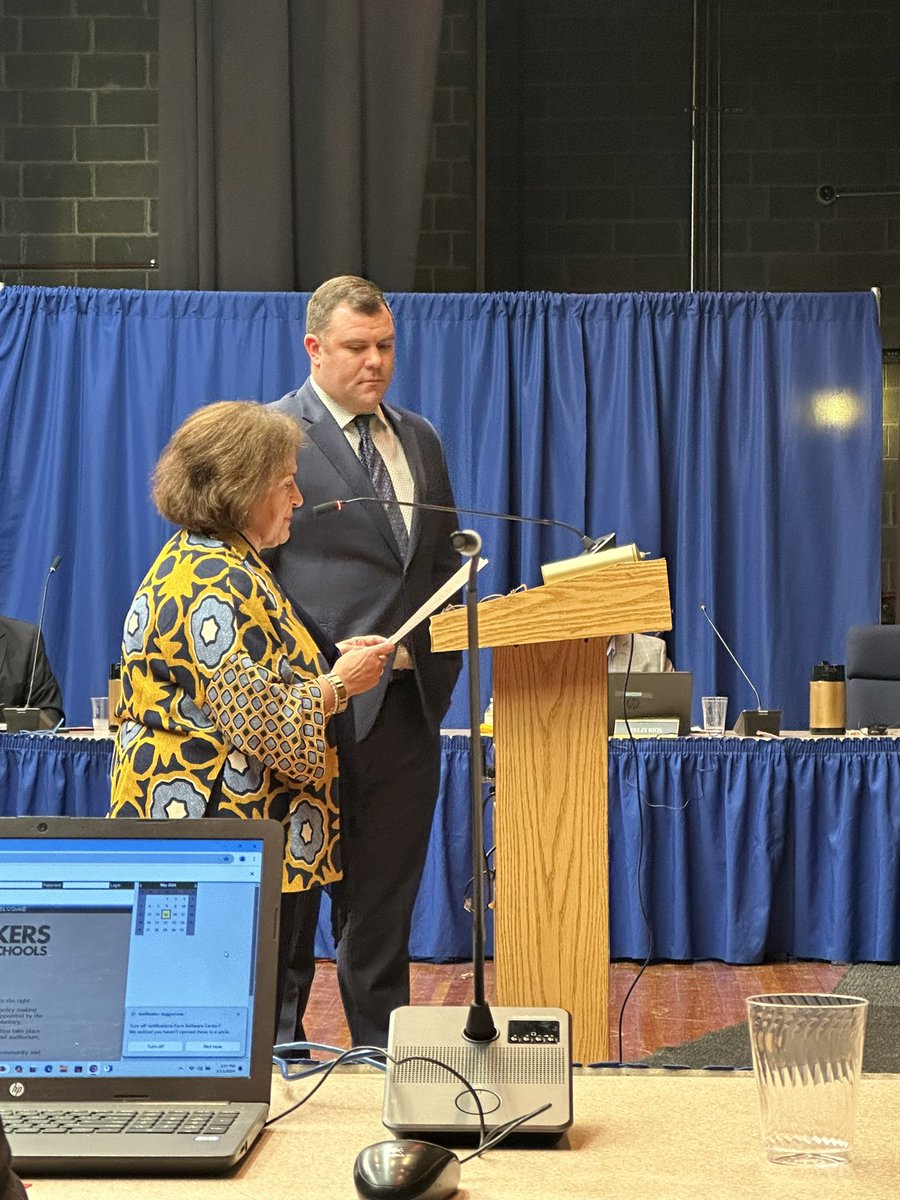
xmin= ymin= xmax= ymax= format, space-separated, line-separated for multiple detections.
xmin=389 ymin=558 xmax=488 ymax=644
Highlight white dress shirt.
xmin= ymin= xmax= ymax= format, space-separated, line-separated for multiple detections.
xmin=310 ymin=378 xmax=415 ymax=669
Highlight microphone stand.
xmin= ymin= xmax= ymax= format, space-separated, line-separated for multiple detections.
xmin=312 ymin=497 xmax=615 ymax=556
xmin=699 ymin=602 xmax=781 ymax=736
xmin=3 ymin=555 xmax=62 ymax=733
xmin=381 ymin=526 xmax=573 ymax=1141
xmin=451 ymin=529 xmax=498 ymax=1043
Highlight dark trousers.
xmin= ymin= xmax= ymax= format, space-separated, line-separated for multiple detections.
xmin=203 ymin=797 xmax=324 ymax=1051
xmin=336 ymin=674 xmax=441 ymax=1048
xmin=274 ymin=885 xmax=322 ymax=1047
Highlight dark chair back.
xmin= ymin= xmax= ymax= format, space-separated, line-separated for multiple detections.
xmin=846 ymin=624 xmax=900 ymax=729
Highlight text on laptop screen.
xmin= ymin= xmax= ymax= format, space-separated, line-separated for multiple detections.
xmin=0 ymin=835 xmax=264 ymax=1081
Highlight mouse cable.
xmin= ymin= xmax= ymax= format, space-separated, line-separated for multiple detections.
xmin=265 ymin=1046 xmax=489 ymax=1140
xmin=458 ymin=1102 xmax=552 ymax=1163
xmin=273 ymin=1040 xmax=386 ymax=1075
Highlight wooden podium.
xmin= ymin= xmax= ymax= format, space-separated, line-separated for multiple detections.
xmin=430 ymin=558 xmax=671 ymax=1064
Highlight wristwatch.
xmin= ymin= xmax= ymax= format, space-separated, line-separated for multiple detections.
xmin=323 ymin=672 xmax=349 ymax=714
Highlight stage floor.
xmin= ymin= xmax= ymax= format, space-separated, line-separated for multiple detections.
xmin=304 ymin=958 xmax=848 ymax=1062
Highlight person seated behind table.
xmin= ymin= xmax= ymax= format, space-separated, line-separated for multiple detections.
xmin=608 ymin=632 xmax=673 ymax=673
xmin=109 ymin=400 xmax=393 ymax=1040
xmin=0 ymin=1115 xmax=25 ymax=1199
xmin=0 ymin=614 xmax=65 ymax=725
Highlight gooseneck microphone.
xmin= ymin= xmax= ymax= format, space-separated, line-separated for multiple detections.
xmin=699 ymin=601 xmax=781 ymax=735
xmin=699 ymin=602 xmax=762 ymax=709
xmin=3 ymin=554 xmax=63 ymax=732
xmin=453 ymin=529 xmax=498 ymax=1044
xmin=25 ymin=554 xmax=62 ymax=709
xmin=362 ymin=502 xmax=574 ymax=1139
xmin=312 ymin=496 xmax=616 ymax=555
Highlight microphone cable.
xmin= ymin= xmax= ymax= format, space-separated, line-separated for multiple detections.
xmin=268 ymin=1042 xmax=551 ymax=1157
xmin=267 ymin=1045 xmax=487 ymax=1134
xmin=613 ymin=636 xmax=655 ymax=1064
xmin=463 ymin=783 xmax=496 ymax=915
xmin=611 ymin=635 xmax=694 ymax=1064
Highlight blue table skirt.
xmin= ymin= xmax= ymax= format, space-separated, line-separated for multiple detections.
xmin=2 ymin=732 xmax=898 ymax=963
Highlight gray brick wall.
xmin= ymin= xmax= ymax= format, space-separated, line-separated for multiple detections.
xmin=720 ymin=1 xmax=900 ymax=346
xmin=0 ymin=0 xmax=158 ymax=289
xmin=414 ymin=0 xmax=476 ymax=291
xmin=480 ymin=0 xmax=900 ymax=616
xmin=0 ymin=0 xmax=476 ymax=291
xmin=483 ymin=0 xmax=900 ymax=345
xmin=1 ymin=0 xmax=897 ymax=611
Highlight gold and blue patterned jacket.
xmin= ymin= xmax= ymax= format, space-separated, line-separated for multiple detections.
xmin=110 ymin=529 xmax=340 ymax=892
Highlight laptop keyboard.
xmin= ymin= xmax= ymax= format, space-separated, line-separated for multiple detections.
xmin=3 ymin=1109 xmax=239 ymax=1136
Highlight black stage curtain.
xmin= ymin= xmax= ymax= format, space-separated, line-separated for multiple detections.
xmin=158 ymin=0 xmax=443 ymax=291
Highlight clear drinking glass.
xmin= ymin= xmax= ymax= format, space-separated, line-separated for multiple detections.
xmin=746 ymin=992 xmax=868 ymax=1165
xmin=91 ymin=695 xmax=110 ymax=736
xmin=701 ymin=695 xmax=727 ymax=735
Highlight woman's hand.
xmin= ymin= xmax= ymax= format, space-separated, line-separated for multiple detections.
xmin=332 ymin=637 xmax=395 ymax=697
xmin=335 ymin=635 xmax=391 ymax=654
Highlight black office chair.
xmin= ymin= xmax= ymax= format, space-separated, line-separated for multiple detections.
xmin=846 ymin=624 xmax=900 ymax=729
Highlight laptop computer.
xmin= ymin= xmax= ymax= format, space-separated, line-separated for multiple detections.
xmin=607 ymin=671 xmax=693 ymax=736
xmin=0 ymin=816 xmax=282 ymax=1174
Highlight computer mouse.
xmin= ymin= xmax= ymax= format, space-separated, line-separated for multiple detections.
xmin=353 ymin=1139 xmax=461 ymax=1200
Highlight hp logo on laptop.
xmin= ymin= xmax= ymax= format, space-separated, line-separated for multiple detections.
xmin=8 ymin=1082 xmax=24 ymax=1098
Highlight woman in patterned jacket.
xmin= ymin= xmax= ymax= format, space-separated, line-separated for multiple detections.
xmin=110 ymin=400 xmax=392 ymax=1039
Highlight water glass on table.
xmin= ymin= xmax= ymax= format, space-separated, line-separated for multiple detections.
xmin=91 ymin=695 xmax=110 ymax=736
xmin=746 ymin=992 xmax=868 ymax=1166
xmin=701 ymin=695 xmax=727 ymax=735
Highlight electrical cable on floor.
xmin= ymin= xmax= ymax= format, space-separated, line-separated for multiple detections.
xmin=613 ymin=635 xmax=697 ymax=1061
xmin=614 ymin=636 xmax=655 ymax=1063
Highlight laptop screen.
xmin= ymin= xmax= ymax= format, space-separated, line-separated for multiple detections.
xmin=0 ymin=831 xmax=267 ymax=1083
xmin=607 ymin=671 xmax=693 ymax=735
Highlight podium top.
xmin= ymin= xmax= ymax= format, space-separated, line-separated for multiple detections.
xmin=430 ymin=557 xmax=671 ymax=652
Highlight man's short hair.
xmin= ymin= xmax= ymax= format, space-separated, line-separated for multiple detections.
xmin=306 ymin=275 xmax=392 ymax=338
xmin=152 ymin=400 xmax=303 ymax=538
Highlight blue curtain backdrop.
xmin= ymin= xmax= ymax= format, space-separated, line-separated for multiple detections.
xmin=0 ymin=286 xmax=881 ymax=728
xmin=7 ymin=731 xmax=900 ymax=964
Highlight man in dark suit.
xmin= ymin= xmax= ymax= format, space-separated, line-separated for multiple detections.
xmin=0 ymin=615 xmax=65 ymax=727
xmin=268 ymin=275 xmax=462 ymax=1047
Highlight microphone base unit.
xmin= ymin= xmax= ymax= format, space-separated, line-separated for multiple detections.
xmin=2 ymin=706 xmax=55 ymax=733
xmin=733 ymin=709 xmax=781 ymax=736
xmin=382 ymin=1004 xmax=573 ymax=1144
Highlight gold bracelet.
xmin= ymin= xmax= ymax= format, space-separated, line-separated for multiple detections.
xmin=323 ymin=672 xmax=349 ymax=715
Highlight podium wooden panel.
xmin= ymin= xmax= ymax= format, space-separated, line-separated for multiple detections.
xmin=431 ymin=558 xmax=671 ymax=1063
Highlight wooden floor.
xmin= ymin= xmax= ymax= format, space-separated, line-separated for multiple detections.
xmin=303 ymin=958 xmax=847 ymax=1060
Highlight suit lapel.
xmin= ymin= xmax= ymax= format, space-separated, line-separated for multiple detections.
xmin=283 ymin=382 xmax=406 ymax=564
